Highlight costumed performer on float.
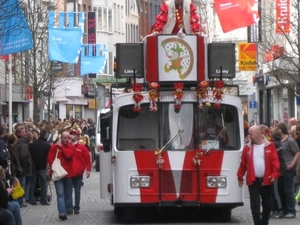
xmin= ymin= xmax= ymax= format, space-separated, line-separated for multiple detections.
xmin=149 ymin=0 xmax=204 ymax=35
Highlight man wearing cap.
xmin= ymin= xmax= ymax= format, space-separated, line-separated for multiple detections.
xmin=69 ymin=128 xmax=91 ymax=215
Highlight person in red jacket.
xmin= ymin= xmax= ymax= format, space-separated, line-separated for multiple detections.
xmin=69 ymin=129 xmax=91 ymax=215
xmin=47 ymin=131 xmax=74 ymax=221
xmin=237 ymin=125 xmax=280 ymax=225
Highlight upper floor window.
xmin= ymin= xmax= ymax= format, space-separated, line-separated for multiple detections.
xmin=95 ymin=6 xmax=113 ymax=33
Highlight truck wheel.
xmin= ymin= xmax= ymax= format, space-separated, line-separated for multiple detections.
xmin=217 ymin=207 xmax=231 ymax=222
xmin=114 ymin=206 xmax=124 ymax=217
xmin=123 ymin=207 xmax=137 ymax=223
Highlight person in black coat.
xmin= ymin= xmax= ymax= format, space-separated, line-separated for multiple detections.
xmin=0 ymin=183 xmax=15 ymax=225
xmin=270 ymin=127 xmax=286 ymax=219
xmin=28 ymin=129 xmax=51 ymax=205
xmin=0 ymin=166 xmax=16 ymax=225
xmin=13 ymin=125 xmax=33 ymax=207
xmin=0 ymin=126 xmax=9 ymax=170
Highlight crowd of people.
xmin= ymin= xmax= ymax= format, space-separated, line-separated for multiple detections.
xmin=0 ymin=118 xmax=93 ymax=223
xmin=238 ymin=117 xmax=300 ymax=225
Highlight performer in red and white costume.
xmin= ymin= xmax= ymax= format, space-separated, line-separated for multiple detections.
xmin=150 ymin=0 xmax=203 ymax=35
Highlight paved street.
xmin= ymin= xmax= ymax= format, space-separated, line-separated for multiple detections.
xmin=21 ymin=166 xmax=300 ymax=225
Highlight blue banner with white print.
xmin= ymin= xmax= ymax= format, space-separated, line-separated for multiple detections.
xmin=80 ymin=44 xmax=107 ymax=75
xmin=48 ymin=11 xmax=84 ymax=63
xmin=0 ymin=0 xmax=33 ymax=55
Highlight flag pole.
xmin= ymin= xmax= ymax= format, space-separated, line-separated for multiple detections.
xmin=8 ymin=54 xmax=12 ymax=134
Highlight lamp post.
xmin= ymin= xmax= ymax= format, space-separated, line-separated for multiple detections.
xmin=8 ymin=54 xmax=12 ymax=134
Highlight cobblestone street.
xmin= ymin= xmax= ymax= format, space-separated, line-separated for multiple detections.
xmin=21 ymin=166 xmax=300 ymax=225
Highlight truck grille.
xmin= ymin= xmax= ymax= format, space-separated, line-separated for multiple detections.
xmin=161 ymin=170 xmax=194 ymax=194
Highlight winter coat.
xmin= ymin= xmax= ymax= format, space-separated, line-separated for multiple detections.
xmin=47 ymin=142 xmax=75 ymax=179
xmin=29 ymin=137 xmax=51 ymax=170
xmin=13 ymin=137 xmax=34 ymax=177
xmin=72 ymin=142 xmax=91 ymax=177
xmin=237 ymin=138 xmax=280 ymax=186
xmin=0 ymin=179 xmax=8 ymax=209
xmin=7 ymin=144 xmax=18 ymax=178
xmin=0 ymin=137 xmax=8 ymax=169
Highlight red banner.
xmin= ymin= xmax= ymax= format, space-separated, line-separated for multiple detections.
xmin=214 ymin=0 xmax=259 ymax=33
xmin=265 ymin=45 xmax=285 ymax=62
xmin=276 ymin=0 xmax=290 ymax=34
xmin=24 ymin=86 xmax=33 ymax=100
xmin=0 ymin=53 xmax=17 ymax=61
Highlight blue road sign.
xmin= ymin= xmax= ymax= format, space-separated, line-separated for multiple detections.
xmin=249 ymin=101 xmax=257 ymax=109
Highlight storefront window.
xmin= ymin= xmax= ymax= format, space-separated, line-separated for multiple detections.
xmin=66 ymin=105 xmax=82 ymax=120
xmin=75 ymin=105 xmax=82 ymax=119
xmin=66 ymin=104 xmax=73 ymax=119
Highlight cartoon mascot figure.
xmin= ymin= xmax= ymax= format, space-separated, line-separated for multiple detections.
xmin=197 ymin=80 xmax=210 ymax=108
xmin=213 ymin=80 xmax=225 ymax=108
xmin=132 ymin=84 xmax=144 ymax=112
xmin=173 ymin=82 xmax=184 ymax=109
xmin=148 ymin=82 xmax=160 ymax=111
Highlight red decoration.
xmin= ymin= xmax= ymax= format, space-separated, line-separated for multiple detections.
xmin=197 ymin=81 xmax=210 ymax=108
xmin=148 ymin=82 xmax=160 ymax=111
xmin=132 ymin=84 xmax=144 ymax=112
xmin=213 ymin=80 xmax=225 ymax=108
xmin=193 ymin=151 xmax=203 ymax=166
xmin=173 ymin=82 xmax=184 ymax=109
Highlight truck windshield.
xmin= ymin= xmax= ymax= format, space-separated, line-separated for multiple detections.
xmin=117 ymin=103 xmax=240 ymax=151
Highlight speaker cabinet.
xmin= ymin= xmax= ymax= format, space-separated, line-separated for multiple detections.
xmin=208 ymin=43 xmax=236 ymax=79
xmin=115 ymin=43 xmax=144 ymax=78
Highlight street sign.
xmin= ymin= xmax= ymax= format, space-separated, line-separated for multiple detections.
xmin=225 ymin=80 xmax=247 ymax=85
xmin=249 ymin=101 xmax=257 ymax=109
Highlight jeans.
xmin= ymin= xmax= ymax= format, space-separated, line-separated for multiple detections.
xmin=54 ymin=178 xmax=72 ymax=215
xmin=0 ymin=208 xmax=15 ymax=225
xmin=72 ymin=176 xmax=83 ymax=210
xmin=29 ymin=170 xmax=48 ymax=204
xmin=248 ymin=178 xmax=273 ymax=225
xmin=7 ymin=201 xmax=22 ymax=225
xmin=16 ymin=176 xmax=25 ymax=205
xmin=278 ymin=169 xmax=296 ymax=215
xmin=24 ymin=176 xmax=30 ymax=202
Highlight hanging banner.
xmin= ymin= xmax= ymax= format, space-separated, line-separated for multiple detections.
xmin=0 ymin=0 xmax=33 ymax=55
xmin=48 ymin=12 xmax=84 ymax=63
xmin=87 ymin=11 xmax=97 ymax=78
xmin=265 ymin=45 xmax=285 ymax=62
xmin=214 ymin=0 xmax=259 ymax=33
xmin=275 ymin=0 xmax=290 ymax=34
xmin=23 ymin=86 xmax=33 ymax=100
xmin=80 ymin=44 xmax=107 ymax=75
xmin=238 ymin=43 xmax=257 ymax=71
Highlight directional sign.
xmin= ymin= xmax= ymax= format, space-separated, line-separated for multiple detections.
xmin=249 ymin=101 xmax=257 ymax=109
xmin=225 ymin=80 xmax=247 ymax=85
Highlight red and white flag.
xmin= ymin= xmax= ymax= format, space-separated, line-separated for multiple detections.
xmin=275 ymin=0 xmax=290 ymax=34
xmin=214 ymin=0 xmax=259 ymax=33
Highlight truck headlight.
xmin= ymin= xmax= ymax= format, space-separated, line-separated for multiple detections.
xmin=130 ymin=176 xmax=150 ymax=188
xmin=207 ymin=176 xmax=227 ymax=188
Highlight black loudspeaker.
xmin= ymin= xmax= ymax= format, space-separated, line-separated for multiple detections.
xmin=115 ymin=43 xmax=144 ymax=78
xmin=208 ymin=43 xmax=236 ymax=79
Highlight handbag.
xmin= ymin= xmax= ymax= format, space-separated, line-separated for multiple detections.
xmin=51 ymin=148 xmax=68 ymax=182
xmin=11 ymin=178 xmax=25 ymax=200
